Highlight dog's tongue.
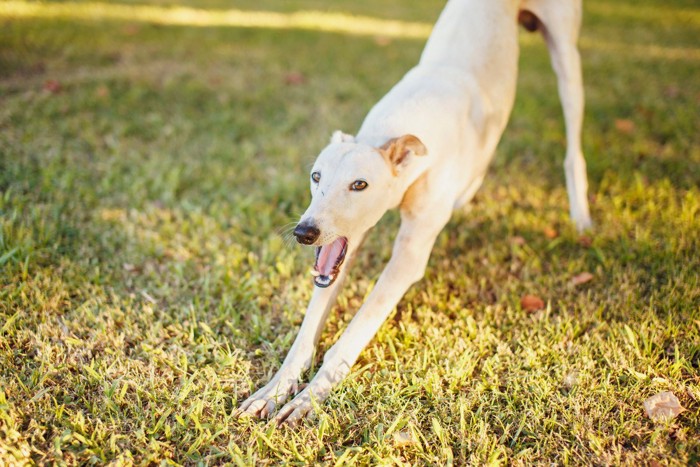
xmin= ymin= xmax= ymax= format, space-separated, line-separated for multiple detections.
xmin=316 ymin=238 xmax=346 ymax=276
xmin=313 ymin=237 xmax=348 ymax=288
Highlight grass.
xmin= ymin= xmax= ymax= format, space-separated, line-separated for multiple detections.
xmin=1 ymin=0 xmax=699 ymax=464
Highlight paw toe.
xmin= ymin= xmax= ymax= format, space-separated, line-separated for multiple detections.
xmin=575 ymin=216 xmax=593 ymax=232
xmin=259 ymin=399 xmax=276 ymax=419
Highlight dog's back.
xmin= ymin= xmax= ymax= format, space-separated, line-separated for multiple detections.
xmin=420 ymin=0 xmax=521 ymax=105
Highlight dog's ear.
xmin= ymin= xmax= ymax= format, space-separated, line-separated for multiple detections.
xmin=379 ymin=134 xmax=427 ymax=175
xmin=330 ymin=130 xmax=355 ymax=144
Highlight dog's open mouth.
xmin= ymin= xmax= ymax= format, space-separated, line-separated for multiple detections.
xmin=310 ymin=237 xmax=348 ymax=288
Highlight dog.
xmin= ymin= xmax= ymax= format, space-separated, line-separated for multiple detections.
xmin=237 ymin=0 xmax=593 ymax=425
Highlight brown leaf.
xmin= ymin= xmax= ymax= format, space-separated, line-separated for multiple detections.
xmin=43 ymin=79 xmax=62 ymax=94
xmin=614 ymin=118 xmax=635 ymax=134
xmin=571 ymin=272 xmax=594 ymax=286
xmin=96 ymin=85 xmax=110 ymax=98
xmin=284 ymin=72 xmax=306 ymax=86
xmin=544 ymin=227 xmax=558 ymax=239
xmin=644 ymin=391 xmax=685 ymax=421
xmin=578 ymin=235 xmax=593 ymax=247
xmin=521 ymin=294 xmax=545 ymax=312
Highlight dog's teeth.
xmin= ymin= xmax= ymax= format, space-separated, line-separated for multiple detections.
xmin=310 ymin=269 xmax=320 ymax=277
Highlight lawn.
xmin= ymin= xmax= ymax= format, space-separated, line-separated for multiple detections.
xmin=1 ymin=0 xmax=699 ymax=464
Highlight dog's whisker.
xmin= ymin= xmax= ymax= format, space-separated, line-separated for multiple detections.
xmin=276 ymin=222 xmax=298 ymax=236
xmin=282 ymin=232 xmax=300 ymax=250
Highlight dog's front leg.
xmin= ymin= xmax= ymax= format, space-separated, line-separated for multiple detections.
xmin=236 ymin=242 xmax=362 ymax=419
xmin=275 ymin=207 xmax=451 ymax=425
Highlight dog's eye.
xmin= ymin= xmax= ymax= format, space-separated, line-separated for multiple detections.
xmin=311 ymin=172 xmax=321 ymax=183
xmin=350 ymin=180 xmax=368 ymax=191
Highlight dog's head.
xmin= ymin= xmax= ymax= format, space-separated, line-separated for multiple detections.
xmin=294 ymin=130 xmax=427 ymax=287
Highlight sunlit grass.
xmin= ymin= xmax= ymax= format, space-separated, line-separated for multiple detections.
xmin=0 ymin=1 xmax=432 ymax=39
xmin=0 ymin=0 xmax=698 ymax=464
xmin=2 ymin=1 xmax=699 ymax=62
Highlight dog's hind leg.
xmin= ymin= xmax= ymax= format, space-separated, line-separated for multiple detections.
xmin=236 ymin=240 xmax=364 ymax=419
xmin=522 ymin=0 xmax=593 ymax=231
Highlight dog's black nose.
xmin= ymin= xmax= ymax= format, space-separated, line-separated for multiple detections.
xmin=293 ymin=222 xmax=320 ymax=245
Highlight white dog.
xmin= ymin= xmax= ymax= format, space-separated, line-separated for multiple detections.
xmin=237 ymin=0 xmax=592 ymax=425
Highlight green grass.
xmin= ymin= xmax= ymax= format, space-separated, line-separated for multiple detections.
xmin=1 ymin=0 xmax=699 ymax=464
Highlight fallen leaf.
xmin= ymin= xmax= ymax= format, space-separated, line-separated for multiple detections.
xmin=284 ymin=72 xmax=306 ymax=86
xmin=578 ymin=235 xmax=593 ymax=247
xmin=571 ymin=272 xmax=594 ymax=286
xmin=644 ymin=391 xmax=685 ymax=421
xmin=544 ymin=227 xmax=558 ymax=239
xmin=43 ymin=79 xmax=62 ymax=94
xmin=614 ymin=118 xmax=635 ymax=134
xmin=393 ymin=430 xmax=416 ymax=447
xmin=521 ymin=294 xmax=545 ymax=312
xmin=96 ymin=85 xmax=110 ymax=98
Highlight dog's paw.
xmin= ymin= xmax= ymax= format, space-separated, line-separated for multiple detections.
xmin=573 ymin=213 xmax=593 ymax=233
xmin=235 ymin=378 xmax=301 ymax=419
xmin=569 ymin=201 xmax=593 ymax=233
xmin=274 ymin=384 xmax=329 ymax=426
